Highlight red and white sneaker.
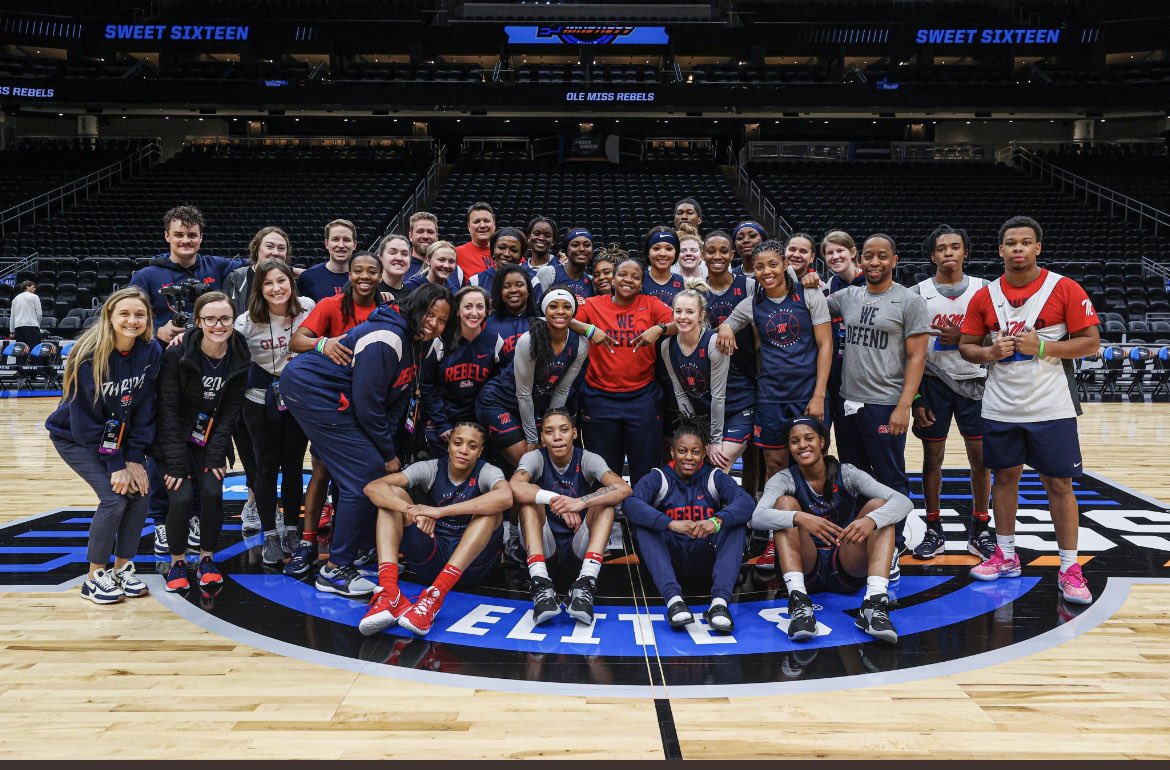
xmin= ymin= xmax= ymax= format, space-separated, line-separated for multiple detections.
xmin=756 ymin=537 xmax=776 ymax=571
xmin=969 ymin=546 xmax=1022 ymax=582
xmin=398 ymin=586 xmax=445 ymax=636
xmin=318 ymin=502 xmax=335 ymax=532
xmin=1057 ymin=564 xmax=1093 ymax=605
xmin=358 ymin=588 xmax=413 ymax=636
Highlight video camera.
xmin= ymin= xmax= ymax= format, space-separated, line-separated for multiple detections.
xmin=159 ymin=279 xmax=211 ymax=327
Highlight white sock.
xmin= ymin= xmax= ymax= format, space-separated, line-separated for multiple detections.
xmin=666 ymin=595 xmax=690 ymax=621
xmin=782 ymin=571 xmax=807 ymax=596
xmin=997 ymin=534 xmax=1016 ymax=561
xmin=527 ymin=559 xmax=550 ymax=581
xmin=1058 ymin=549 xmax=1078 ymax=572
xmin=710 ymin=597 xmax=728 ymax=609
xmin=865 ymin=576 xmax=889 ymax=600
xmin=578 ymin=553 xmax=603 ymax=581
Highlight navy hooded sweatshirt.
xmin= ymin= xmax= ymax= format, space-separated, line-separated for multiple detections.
xmin=280 ymin=304 xmax=417 ymax=464
xmin=622 ymin=461 xmax=754 ymax=532
xmin=129 ymin=253 xmax=248 ymax=329
xmin=45 ymin=338 xmax=163 ymax=473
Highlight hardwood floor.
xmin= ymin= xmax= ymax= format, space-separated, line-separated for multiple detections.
xmin=2 ymin=396 xmax=1168 ymax=760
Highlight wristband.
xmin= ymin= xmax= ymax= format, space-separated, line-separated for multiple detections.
xmin=316 ymin=337 xmax=327 ymax=354
xmin=711 ymin=517 xmax=722 ymax=533
xmin=913 ymin=393 xmax=922 ymax=403
xmin=585 ymin=324 xmax=596 ymax=341
xmin=1038 ymin=339 xmax=1046 ymax=358
xmin=535 ymin=490 xmax=558 ymax=506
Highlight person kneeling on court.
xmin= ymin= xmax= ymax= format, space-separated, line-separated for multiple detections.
xmin=359 ymin=423 xmax=513 ymax=637
xmin=509 ymin=409 xmax=632 ymax=625
xmin=622 ymin=419 xmax=754 ymax=633
xmin=751 ymin=418 xmax=912 ymax=644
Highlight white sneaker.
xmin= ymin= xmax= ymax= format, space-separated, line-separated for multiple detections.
xmin=187 ymin=517 xmax=200 ymax=551
xmin=240 ymin=499 xmax=261 ymax=533
xmin=153 ymin=524 xmax=169 ymax=555
xmin=113 ymin=561 xmax=149 ymax=597
xmin=81 ymin=569 xmax=125 ymax=604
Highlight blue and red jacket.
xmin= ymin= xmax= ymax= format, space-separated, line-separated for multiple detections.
xmin=421 ymin=331 xmax=503 ymax=434
xmin=623 ymin=461 xmax=753 ymax=531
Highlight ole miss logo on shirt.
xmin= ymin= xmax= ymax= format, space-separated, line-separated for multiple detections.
xmin=931 ymin=313 xmax=964 ymax=328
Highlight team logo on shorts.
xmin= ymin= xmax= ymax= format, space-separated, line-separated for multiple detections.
xmin=6 ymin=470 xmax=1167 ymax=697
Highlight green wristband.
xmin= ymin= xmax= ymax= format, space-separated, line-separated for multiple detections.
xmin=1038 ymin=339 xmax=1046 ymax=358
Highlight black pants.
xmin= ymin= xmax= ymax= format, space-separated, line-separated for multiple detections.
xmin=158 ymin=449 xmax=224 ymax=557
xmin=232 ymin=411 xmax=257 ymax=491
xmin=242 ymin=398 xmax=308 ymax=533
xmin=14 ymin=326 xmax=41 ymax=348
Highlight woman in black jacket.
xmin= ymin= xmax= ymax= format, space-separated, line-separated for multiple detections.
xmin=154 ymin=291 xmax=250 ymax=594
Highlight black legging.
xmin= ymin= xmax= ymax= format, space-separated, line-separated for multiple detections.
xmin=242 ymin=399 xmax=309 ymax=533
xmin=160 ymin=449 xmax=224 ymax=557
xmin=232 ymin=416 xmax=258 ymax=491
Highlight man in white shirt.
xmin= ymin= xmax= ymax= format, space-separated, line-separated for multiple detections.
xmin=9 ymin=281 xmax=42 ymax=348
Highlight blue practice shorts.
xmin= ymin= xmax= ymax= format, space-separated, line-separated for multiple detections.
xmin=400 ymin=523 xmax=504 ymax=587
xmin=912 ymin=375 xmax=985 ymax=442
xmin=721 ymin=407 xmax=756 ymax=446
xmin=805 ymin=545 xmax=867 ymax=595
xmin=754 ymin=401 xmax=808 ymax=451
xmin=982 ymin=417 xmax=1083 ymax=478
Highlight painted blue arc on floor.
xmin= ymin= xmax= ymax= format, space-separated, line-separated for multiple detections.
xmin=231 ymin=573 xmax=1038 ymax=657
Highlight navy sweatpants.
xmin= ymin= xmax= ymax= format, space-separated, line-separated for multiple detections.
xmin=836 ymin=402 xmax=910 ymax=547
xmin=283 ymin=403 xmax=383 ymax=569
xmin=581 ymin=382 xmax=662 ymax=487
xmin=632 ymin=523 xmax=747 ymax=603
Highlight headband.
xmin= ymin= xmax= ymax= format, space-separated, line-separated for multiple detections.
xmin=788 ymin=416 xmax=826 ymax=436
xmin=495 ymin=227 xmax=526 ymax=243
xmin=566 ymin=228 xmax=593 ymax=244
xmin=733 ymin=221 xmax=767 ymax=241
xmin=647 ymin=230 xmax=680 ymax=252
xmin=541 ymin=288 xmax=578 ymax=314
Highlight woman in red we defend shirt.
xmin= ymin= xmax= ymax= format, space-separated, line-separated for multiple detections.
xmin=575 ymin=257 xmax=673 ymax=485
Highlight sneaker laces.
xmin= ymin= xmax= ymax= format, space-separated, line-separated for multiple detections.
xmin=790 ymin=599 xmax=814 ymax=621
xmin=534 ymin=582 xmax=558 ymax=604
xmin=572 ymin=578 xmax=595 ymax=603
xmin=1061 ymin=566 xmax=1087 ymax=588
xmin=413 ymin=588 xmax=441 ymax=614
xmin=94 ymin=570 xmax=119 ymax=592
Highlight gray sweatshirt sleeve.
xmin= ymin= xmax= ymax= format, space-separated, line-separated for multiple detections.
xmin=750 ymin=470 xmax=798 ymax=530
xmin=535 ymin=265 xmax=555 ymax=294
xmin=707 ymin=334 xmax=729 ymax=444
xmin=512 ymin=333 xmax=540 ymax=445
xmin=840 ymin=464 xmax=913 ymax=528
xmin=723 ymin=296 xmax=754 ymax=333
xmin=661 ymin=338 xmax=695 ymax=417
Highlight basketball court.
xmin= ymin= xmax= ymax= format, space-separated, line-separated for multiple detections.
xmin=2 ymin=396 xmax=1168 ymax=760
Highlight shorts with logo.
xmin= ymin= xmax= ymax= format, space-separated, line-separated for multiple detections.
xmin=754 ymin=401 xmax=810 ymax=451
xmin=400 ymin=523 xmax=504 ymax=586
xmin=912 ymin=375 xmax=985 ymax=441
xmin=474 ymin=403 xmax=525 ymax=449
xmin=722 ymin=407 xmax=756 ymax=445
xmin=981 ymin=417 xmax=1083 ymax=478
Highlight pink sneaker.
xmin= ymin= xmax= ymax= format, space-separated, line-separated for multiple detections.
xmin=969 ymin=546 xmax=1022 ymax=581
xmin=1057 ymin=563 xmax=1093 ymax=605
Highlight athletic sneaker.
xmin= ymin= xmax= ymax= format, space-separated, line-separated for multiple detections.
xmin=399 ymin=585 xmax=445 ymax=636
xmin=196 ymin=556 xmax=223 ymax=589
xmin=1057 ymin=564 xmax=1093 ymax=605
xmin=315 ymin=564 xmax=377 ymax=598
xmin=318 ymin=502 xmax=335 ymax=532
xmin=566 ymin=575 xmax=597 ymax=625
xmin=856 ymin=593 xmax=898 ymax=643
xmin=113 ymin=561 xmax=148 ymax=598
xmin=359 ymin=588 xmax=412 ymax=636
xmin=152 ymin=524 xmax=169 ymax=556
xmin=502 ymin=521 xmax=525 ymax=566
xmin=284 ymin=542 xmax=317 ymax=577
xmin=969 ymin=546 xmax=1022 ymax=581
xmin=666 ymin=600 xmax=693 ymax=628
xmin=275 ymin=507 xmax=285 ymax=534
xmin=967 ymin=528 xmax=996 ymax=560
xmin=80 ymin=569 xmax=125 ymax=604
xmin=240 ymin=499 xmax=261 ymax=533
xmin=280 ymin=527 xmax=300 ymax=555
xmin=530 ymin=576 xmax=562 ymax=625
xmin=756 ymin=537 xmax=776 ymax=570
xmin=164 ymin=561 xmax=190 ymax=593
xmin=187 ymin=517 xmax=200 ymax=551
xmin=261 ymin=532 xmax=284 ymax=567
xmin=888 ymin=550 xmax=901 ymax=582
xmin=786 ymin=590 xmax=817 ymax=642
xmin=913 ymin=524 xmax=946 ymax=560
xmin=704 ymin=603 xmax=734 ymax=633
xmin=353 ymin=548 xmax=378 ymax=568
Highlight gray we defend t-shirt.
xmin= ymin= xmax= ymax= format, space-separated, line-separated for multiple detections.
xmin=827 ymin=283 xmax=929 ymax=405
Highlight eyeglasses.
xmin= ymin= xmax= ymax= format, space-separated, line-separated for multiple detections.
xmin=199 ymin=316 xmax=234 ymax=327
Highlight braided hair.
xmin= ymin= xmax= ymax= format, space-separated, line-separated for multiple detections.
xmin=340 ymin=251 xmax=381 ymax=326
xmin=750 ymin=239 xmax=796 ymax=303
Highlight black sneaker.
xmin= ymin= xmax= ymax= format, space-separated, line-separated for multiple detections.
xmin=786 ymin=590 xmax=818 ymax=642
xmin=704 ymin=603 xmax=734 ymax=633
xmin=967 ymin=527 xmax=996 ymax=560
xmin=855 ymin=593 xmax=898 ymax=644
xmin=913 ymin=523 xmax=946 ymax=559
xmin=529 ymin=576 xmax=562 ymax=625
xmin=284 ymin=541 xmax=317 ymax=577
xmin=566 ymin=575 xmax=597 ymax=625
xmin=666 ymin=600 xmax=693 ymax=628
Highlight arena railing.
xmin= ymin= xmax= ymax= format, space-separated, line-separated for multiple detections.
xmin=728 ymin=144 xmax=793 ymax=242
xmin=999 ymin=143 xmax=1170 ymax=237
xmin=0 ymin=140 xmax=161 ymax=238
xmin=368 ymin=160 xmax=440 ymax=254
